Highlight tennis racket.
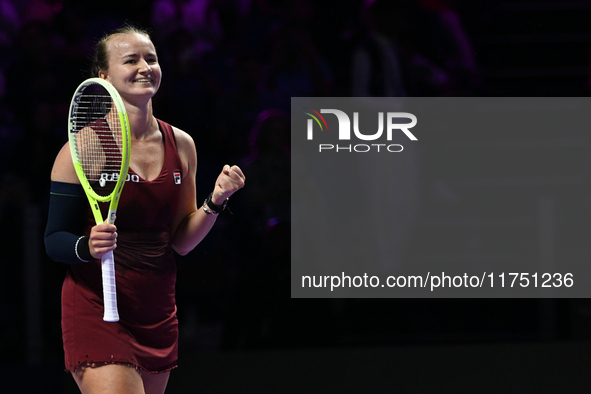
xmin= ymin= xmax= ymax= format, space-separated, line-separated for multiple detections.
xmin=68 ymin=78 xmax=130 ymax=322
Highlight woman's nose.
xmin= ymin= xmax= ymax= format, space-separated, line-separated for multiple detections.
xmin=139 ymin=60 xmax=152 ymax=73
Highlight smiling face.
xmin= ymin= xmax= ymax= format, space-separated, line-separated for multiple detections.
xmin=98 ymin=32 xmax=161 ymax=105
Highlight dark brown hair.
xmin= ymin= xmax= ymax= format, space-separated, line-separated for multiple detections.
xmin=91 ymin=24 xmax=152 ymax=77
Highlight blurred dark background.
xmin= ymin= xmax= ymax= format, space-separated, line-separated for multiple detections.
xmin=2 ymin=0 xmax=591 ymax=392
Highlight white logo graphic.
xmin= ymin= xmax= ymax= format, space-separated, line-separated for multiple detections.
xmin=305 ymin=108 xmax=417 ymax=153
xmin=100 ymin=173 xmax=140 ymax=183
xmin=173 ymin=172 xmax=181 ymax=185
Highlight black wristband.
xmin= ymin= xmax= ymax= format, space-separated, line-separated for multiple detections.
xmin=75 ymin=236 xmax=93 ymax=262
xmin=203 ymin=192 xmax=228 ymax=214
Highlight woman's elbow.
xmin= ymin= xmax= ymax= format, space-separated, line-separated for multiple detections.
xmin=172 ymin=243 xmax=193 ymax=256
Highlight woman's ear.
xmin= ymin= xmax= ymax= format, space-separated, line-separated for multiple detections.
xmin=98 ymin=70 xmax=108 ymax=80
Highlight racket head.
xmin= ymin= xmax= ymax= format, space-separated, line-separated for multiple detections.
xmin=68 ymin=78 xmax=130 ymax=206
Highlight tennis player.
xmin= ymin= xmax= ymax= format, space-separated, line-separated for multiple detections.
xmin=44 ymin=25 xmax=245 ymax=394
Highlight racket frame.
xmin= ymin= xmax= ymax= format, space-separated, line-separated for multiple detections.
xmin=68 ymin=78 xmax=131 ymax=224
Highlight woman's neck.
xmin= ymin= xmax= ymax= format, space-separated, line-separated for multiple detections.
xmin=125 ymin=99 xmax=158 ymax=141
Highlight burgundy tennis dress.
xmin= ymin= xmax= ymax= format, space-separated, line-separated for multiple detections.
xmin=61 ymin=119 xmax=183 ymax=373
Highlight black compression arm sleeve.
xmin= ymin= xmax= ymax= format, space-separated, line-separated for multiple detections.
xmin=44 ymin=181 xmax=94 ymax=264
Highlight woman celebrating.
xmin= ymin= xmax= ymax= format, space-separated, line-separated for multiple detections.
xmin=45 ymin=25 xmax=245 ymax=393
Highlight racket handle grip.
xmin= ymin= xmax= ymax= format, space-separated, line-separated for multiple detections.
xmin=101 ymin=251 xmax=119 ymax=322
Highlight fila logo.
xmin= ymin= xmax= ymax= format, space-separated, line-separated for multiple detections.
xmin=173 ymin=172 xmax=182 ymax=185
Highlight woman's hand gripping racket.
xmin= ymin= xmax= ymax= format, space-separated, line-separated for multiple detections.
xmin=68 ymin=78 xmax=130 ymax=322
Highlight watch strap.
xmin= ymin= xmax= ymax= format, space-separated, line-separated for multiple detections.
xmin=203 ymin=192 xmax=228 ymax=214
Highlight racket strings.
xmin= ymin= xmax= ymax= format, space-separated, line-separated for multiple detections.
xmin=73 ymin=90 xmax=124 ymax=197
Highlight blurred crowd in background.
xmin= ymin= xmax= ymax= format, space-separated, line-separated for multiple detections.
xmin=0 ymin=0 xmax=483 ymax=198
xmin=1 ymin=0 xmax=591 ymax=378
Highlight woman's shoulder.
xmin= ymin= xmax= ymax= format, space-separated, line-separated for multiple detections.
xmin=158 ymin=121 xmax=196 ymax=175
xmin=50 ymin=141 xmax=80 ymax=183
xmin=171 ymin=125 xmax=195 ymax=154
xmin=155 ymin=118 xmax=195 ymax=151
xmin=156 ymin=119 xmax=193 ymax=144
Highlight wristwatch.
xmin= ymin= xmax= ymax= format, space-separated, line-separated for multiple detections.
xmin=203 ymin=192 xmax=228 ymax=215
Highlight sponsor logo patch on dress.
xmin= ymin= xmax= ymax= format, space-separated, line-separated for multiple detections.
xmin=173 ymin=172 xmax=181 ymax=184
